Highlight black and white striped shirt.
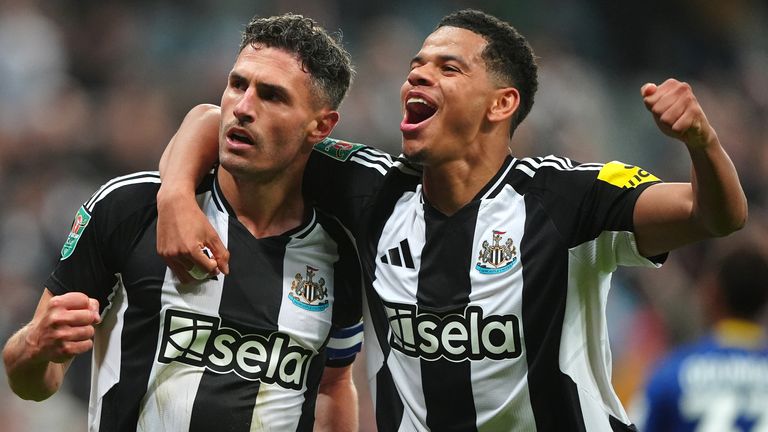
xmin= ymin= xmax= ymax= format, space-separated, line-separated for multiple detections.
xmin=47 ymin=170 xmax=363 ymax=432
xmin=305 ymin=138 xmax=664 ymax=432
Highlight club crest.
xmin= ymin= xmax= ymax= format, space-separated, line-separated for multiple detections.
xmin=476 ymin=230 xmax=518 ymax=274
xmin=289 ymin=265 xmax=329 ymax=312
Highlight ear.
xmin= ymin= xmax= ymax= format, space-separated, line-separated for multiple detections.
xmin=307 ymin=110 xmax=340 ymax=145
xmin=487 ymin=87 xmax=520 ymax=123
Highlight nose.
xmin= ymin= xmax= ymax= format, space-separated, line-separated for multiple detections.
xmin=407 ymin=64 xmax=434 ymax=87
xmin=233 ymin=88 xmax=256 ymax=124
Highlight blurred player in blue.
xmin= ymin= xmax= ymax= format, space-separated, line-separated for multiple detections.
xmin=637 ymin=244 xmax=768 ymax=432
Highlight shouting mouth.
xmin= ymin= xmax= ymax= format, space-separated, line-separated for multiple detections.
xmin=401 ymin=95 xmax=437 ymax=133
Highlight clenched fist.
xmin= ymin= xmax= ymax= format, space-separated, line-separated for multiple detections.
xmin=642 ymin=79 xmax=718 ymax=151
xmin=25 ymin=292 xmax=100 ymax=364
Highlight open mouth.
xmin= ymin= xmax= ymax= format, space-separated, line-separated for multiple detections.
xmin=227 ymin=129 xmax=254 ymax=145
xmin=404 ymin=97 xmax=437 ymax=125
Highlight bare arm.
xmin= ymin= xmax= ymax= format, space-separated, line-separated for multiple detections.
xmin=157 ymin=104 xmax=229 ymax=281
xmin=634 ymin=79 xmax=747 ymax=257
xmin=314 ymin=365 xmax=358 ymax=432
xmin=2 ymin=289 xmax=100 ymax=401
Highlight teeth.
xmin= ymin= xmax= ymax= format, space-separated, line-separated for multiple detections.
xmin=407 ymin=97 xmax=434 ymax=107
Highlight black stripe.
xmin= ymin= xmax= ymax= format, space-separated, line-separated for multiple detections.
xmin=417 ymin=203 xmax=479 ymax=431
xmin=296 ymin=353 xmax=328 ymax=431
xmin=315 ymin=209 xmax=363 ymax=336
xmin=99 ymin=222 xmax=166 ymax=431
xmin=189 ymin=220 xmax=289 ymax=431
xmin=388 ymin=248 xmax=402 ymax=266
xmin=610 ymin=416 xmax=638 ymax=431
xmin=400 ymin=239 xmax=414 ymax=269
xmin=374 ymin=365 xmax=405 ymax=432
xmin=520 ymin=196 xmax=587 ymax=431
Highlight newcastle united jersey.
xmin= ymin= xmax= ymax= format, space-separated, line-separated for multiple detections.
xmin=304 ymin=138 xmax=665 ymax=432
xmin=46 ymin=170 xmax=363 ymax=432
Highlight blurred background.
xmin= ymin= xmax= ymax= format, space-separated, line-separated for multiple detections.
xmin=0 ymin=0 xmax=766 ymax=430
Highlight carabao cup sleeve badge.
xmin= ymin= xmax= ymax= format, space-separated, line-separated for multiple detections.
xmin=60 ymin=206 xmax=91 ymax=260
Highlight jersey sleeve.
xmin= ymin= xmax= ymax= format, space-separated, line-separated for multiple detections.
xmin=315 ymin=208 xmax=364 ymax=367
xmin=531 ymin=157 xmax=665 ymax=268
xmin=304 ymin=138 xmax=393 ymax=238
xmin=45 ymin=172 xmax=161 ymax=314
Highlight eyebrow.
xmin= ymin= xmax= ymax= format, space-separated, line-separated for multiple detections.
xmin=229 ymin=71 xmax=292 ymax=101
xmin=410 ymin=54 xmax=470 ymax=69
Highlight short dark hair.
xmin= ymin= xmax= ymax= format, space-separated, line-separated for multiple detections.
xmin=437 ymin=9 xmax=538 ymax=135
xmin=717 ymin=247 xmax=768 ymax=320
xmin=240 ymin=14 xmax=354 ymax=109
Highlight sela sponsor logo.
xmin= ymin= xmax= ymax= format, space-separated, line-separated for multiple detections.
xmin=289 ymin=265 xmax=329 ymax=312
xmin=60 ymin=206 xmax=91 ymax=260
xmin=384 ymin=301 xmax=523 ymax=362
xmin=476 ymin=230 xmax=518 ymax=274
xmin=158 ymin=309 xmax=313 ymax=390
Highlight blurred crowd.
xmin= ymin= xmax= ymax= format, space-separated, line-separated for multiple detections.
xmin=0 ymin=0 xmax=766 ymax=430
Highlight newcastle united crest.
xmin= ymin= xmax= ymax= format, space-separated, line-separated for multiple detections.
xmin=289 ymin=265 xmax=329 ymax=311
xmin=476 ymin=230 xmax=518 ymax=274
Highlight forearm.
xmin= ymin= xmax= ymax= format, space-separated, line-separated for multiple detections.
xmin=3 ymin=325 xmax=65 ymax=401
xmin=158 ymin=103 xmax=221 ymax=189
xmin=688 ymin=132 xmax=747 ymax=236
xmin=314 ymin=370 xmax=358 ymax=432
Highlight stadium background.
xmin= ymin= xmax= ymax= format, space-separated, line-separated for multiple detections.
xmin=0 ymin=0 xmax=766 ymax=430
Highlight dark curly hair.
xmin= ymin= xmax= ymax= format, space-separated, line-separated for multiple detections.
xmin=240 ymin=14 xmax=354 ymax=109
xmin=438 ymin=9 xmax=538 ymax=135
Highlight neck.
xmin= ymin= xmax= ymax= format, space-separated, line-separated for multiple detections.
xmin=421 ymin=138 xmax=510 ymax=216
xmin=217 ymin=168 xmax=306 ymax=238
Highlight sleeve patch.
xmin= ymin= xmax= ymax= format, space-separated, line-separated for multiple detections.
xmin=313 ymin=138 xmax=365 ymax=161
xmin=597 ymin=161 xmax=660 ymax=189
xmin=60 ymin=206 xmax=92 ymax=260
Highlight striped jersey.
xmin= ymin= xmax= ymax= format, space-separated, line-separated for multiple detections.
xmin=46 ymin=170 xmax=363 ymax=432
xmin=637 ymin=320 xmax=768 ymax=432
xmin=304 ymin=138 xmax=665 ymax=432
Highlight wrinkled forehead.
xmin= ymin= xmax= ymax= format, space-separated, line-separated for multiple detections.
xmin=417 ymin=26 xmax=488 ymax=61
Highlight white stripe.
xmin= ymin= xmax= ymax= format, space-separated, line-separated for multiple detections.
xmin=350 ymin=155 xmax=388 ymax=175
xmin=515 ymin=164 xmax=536 ymax=178
xmin=356 ymin=148 xmax=394 ymax=166
xmin=89 ymin=277 xmax=128 ymax=432
xmin=481 ymin=158 xmax=516 ymax=200
xmin=539 ymin=160 xmax=602 ymax=171
xmin=393 ymin=160 xmax=421 ymax=176
xmin=86 ymin=175 xmax=161 ymax=211
xmin=137 ymin=197 xmax=229 ymax=431
xmin=85 ymin=171 xmax=159 ymax=209
xmin=292 ymin=210 xmax=317 ymax=238
xmin=327 ymin=330 xmax=364 ymax=350
xmin=211 ymin=179 xmax=226 ymax=212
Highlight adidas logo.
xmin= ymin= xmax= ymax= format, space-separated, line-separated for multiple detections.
xmin=380 ymin=239 xmax=415 ymax=269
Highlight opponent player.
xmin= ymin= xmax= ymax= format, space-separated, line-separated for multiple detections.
xmin=3 ymin=14 xmax=362 ymax=432
xmin=636 ymin=244 xmax=768 ymax=432
xmin=155 ymin=9 xmax=747 ymax=431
